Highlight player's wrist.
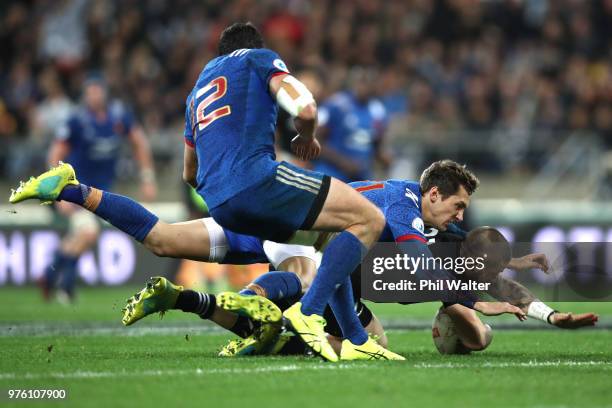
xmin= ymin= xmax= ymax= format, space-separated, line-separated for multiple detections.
xmin=140 ymin=168 xmax=156 ymax=183
xmin=527 ymin=301 xmax=556 ymax=324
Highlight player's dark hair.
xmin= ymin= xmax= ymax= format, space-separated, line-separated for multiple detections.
xmin=461 ymin=227 xmax=512 ymax=280
xmin=419 ymin=160 xmax=479 ymax=197
xmin=218 ymin=22 xmax=264 ymax=56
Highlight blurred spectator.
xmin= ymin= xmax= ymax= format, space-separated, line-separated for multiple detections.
xmin=1 ymin=0 xmax=612 ymax=181
xmin=313 ymin=67 xmax=392 ymax=182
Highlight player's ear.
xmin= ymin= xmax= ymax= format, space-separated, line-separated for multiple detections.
xmin=429 ymin=186 xmax=439 ymax=202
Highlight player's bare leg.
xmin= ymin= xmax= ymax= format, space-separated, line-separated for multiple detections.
xmin=40 ymin=201 xmax=100 ymax=303
xmin=143 ymin=219 xmax=213 ymax=261
xmin=310 ymin=178 xmax=385 ymax=246
xmin=327 ymin=312 xmax=387 ymax=354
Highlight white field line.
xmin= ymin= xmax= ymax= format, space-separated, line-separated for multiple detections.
xmin=0 ymin=360 xmax=610 ymax=381
xmin=0 ymin=324 xmax=226 ymax=337
xmin=412 ymin=360 xmax=612 ymax=369
xmin=4 ymin=324 xmax=609 ymax=338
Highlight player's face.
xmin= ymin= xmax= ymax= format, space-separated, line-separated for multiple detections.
xmin=84 ymin=83 xmax=107 ymax=111
xmin=426 ymin=185 xmax=470 ymax=230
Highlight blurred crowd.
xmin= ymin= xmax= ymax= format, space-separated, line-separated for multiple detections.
xmin=1 ymin=0 xmax=612 ymax=180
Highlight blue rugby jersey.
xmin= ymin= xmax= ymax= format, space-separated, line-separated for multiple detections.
xmin=350 ymin=179 xmax=426 ymax=243
xmin=184 ymin=48 xmax=290 ymax=209
xmin=56 ymin=101 xmax=133 ymax=190
xmin=351 ymin=179 xmax=476 ymax=306
xmin=315 ymin=92 xmax=387 ymax=182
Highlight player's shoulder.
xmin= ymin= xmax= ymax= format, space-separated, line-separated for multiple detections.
xmin=384 ymin=179 xmax=421 ymax=204
xmin=245 ymin=48 xmax=289 ymax=71
xmin=68 ymin=106 xmax=89 ymax=126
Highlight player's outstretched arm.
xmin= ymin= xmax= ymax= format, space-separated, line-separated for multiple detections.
xmin=473 ymin=301 xmax=526 ymax=321
xmin=488 ymin=276 xmax=598 ymax=328
xmin=487 ymin=275 xmax=536 ymax=310
xmin=507 ymin=253 xmax=549 ymax=273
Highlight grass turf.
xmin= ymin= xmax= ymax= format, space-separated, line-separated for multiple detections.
xmin=0 ymin=287 xmax=611 ymax=408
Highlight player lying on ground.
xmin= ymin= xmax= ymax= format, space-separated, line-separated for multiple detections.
xmin=429 ymin=226 xmax=598 ymax=353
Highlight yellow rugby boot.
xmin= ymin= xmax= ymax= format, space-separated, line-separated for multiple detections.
xmin=283 ymin=302 xmax=338 ymax=362
xmin=217 ymin=292 xmax=282 ymax=323
xmin=340 ymin=337 xmax=405 ymax=361
xmin=9 ymin=162 xmax=79 ymax=205
xmin=122 ymin=277 xmax=182 ymax=326
xmin=218 ymin=323 xmax=282 ymax=357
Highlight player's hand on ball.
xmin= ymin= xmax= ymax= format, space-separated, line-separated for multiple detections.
xmin=509 ymin=253 xmax=550 ymax=273
xmin=550 ymin=312 xmax=598 ymax=329
xmin=291 ymin=135 xmax=321 ymax=161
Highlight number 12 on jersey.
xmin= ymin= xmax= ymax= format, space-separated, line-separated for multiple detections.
xmin=195 ymin=76 xmax=231 ymax=132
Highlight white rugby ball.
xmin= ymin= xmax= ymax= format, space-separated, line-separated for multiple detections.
xmin=432 ymin=308 xmax=459 ymax=354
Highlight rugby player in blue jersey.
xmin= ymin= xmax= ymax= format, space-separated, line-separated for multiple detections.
xmin=314 ymin=67 xmax=392 ymax=182
xmin=37 ymin=78 xmax=157 ymax=302
xmin=12 ymin=23 xmax=398 ymax=361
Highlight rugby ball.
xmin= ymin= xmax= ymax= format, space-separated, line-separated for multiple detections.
xmin=432 ymin=308 xmax=459 ymax=354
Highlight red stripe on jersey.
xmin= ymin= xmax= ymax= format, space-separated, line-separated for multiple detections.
xmin=184 ymin=138 xmax=195 ymax=148
xmin=355 ymin=183 xmax=384 ymax=193
xmin=270 ymin=71 xmax=288 ymax=78
xmin=395 ymin=234 xmax=427 ymax=243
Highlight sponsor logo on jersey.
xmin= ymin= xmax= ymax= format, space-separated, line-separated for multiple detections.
xmin=273 ymin=59 xmax=289 ymax=73
xmin=412 ymin=217 xmax=424 ymax=234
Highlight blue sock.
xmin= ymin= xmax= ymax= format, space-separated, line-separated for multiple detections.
xmin=58 ymin=184 xmax=89 ymax=206
xmin=44 ymin=250 xmax=67 ymax=288
xmin=94 ymin=191 xmax=158 ymax=242
xmin=301 ymin=231 xmax=366 ymax=316
xmin=59 ymin=256 xmax=79 ymax=296
xmin=239 ymin=272 xmax=302 ymax=300
xmin=329 ymin=277 xmax=368 ymax=345
xmin=58 ymin=184 xmax=158 ymax=243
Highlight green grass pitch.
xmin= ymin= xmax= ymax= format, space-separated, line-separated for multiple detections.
xmin=0 ymin=287 xmax=611 ymax=408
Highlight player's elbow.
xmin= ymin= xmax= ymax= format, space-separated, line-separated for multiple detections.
xmin=298 ymin=102 xmax=317 ymax=122
xmin=182 ymin=170 xmax=197 ymax=188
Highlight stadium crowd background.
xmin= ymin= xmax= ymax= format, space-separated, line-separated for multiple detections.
xmin=1 ymin=0 xmax=612 ymax=199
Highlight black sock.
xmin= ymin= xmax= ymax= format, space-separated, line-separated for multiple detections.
xmin=228 ymin=315 xmax=256 ymax=338
xmin=174 ymin=290 xmax=216 ymax=319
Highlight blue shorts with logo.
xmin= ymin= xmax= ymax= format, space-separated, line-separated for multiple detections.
xmin=209 ymin=161 xmax=331 ymax=243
